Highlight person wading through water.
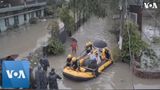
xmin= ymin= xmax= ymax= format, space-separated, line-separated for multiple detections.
xmin=70 ymin=38 xmax=78 ymax=56
xmin=48 ymin=68 xmax=62 ymax=90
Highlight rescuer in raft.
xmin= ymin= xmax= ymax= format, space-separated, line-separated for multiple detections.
xmin=101 ymin=48 xmax=111 ymax=60
xmin=66 ymin=54 xmax=73 ymax=67
xmin=85 ymin=41 xmax=93 ymax=54
xmin=71 ymin=57 xmax=78 ymax=70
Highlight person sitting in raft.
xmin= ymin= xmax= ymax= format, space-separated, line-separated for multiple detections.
xmin=88 ymin=51 xmax=95 ymax=60
xmin=87 ymin=56 xmax=98 ymax=76
xmin=77 ymin=58 xmax=84 ymax=71
xmin=66 ymin=54 xmax=72 ymax=67
xmin=85 ymin=50 xmax=96 ymax=66
xmin=101 ymin=48 xmax=111 ymax=60
xmin=87 ymin=50 xmax=98 ymax=68
xmin=71 ymin=57 xmax=78 ymax=70
xmin=85 ymin=41 xmax=93 ymax=54
xmin=95 ymin=52 xmax=101 ymax=65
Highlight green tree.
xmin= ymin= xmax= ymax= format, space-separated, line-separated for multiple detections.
xmin=46 ymin=20 xmax=65 ymax=55
xmin=47 ymin=38 xmax=65 ymax=55
xmin=59 ymin=7 xmax=75 ymax=36
xmin=121 ymin=21 xmax=147 ymax=63
xmin=46 ymin=0 xmax=65 ymax=16
xmin=49 ymin=20 xmax=59 ymax=38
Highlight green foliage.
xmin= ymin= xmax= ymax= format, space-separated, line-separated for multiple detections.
xmin=46 ymin=38 xmax=65 ymax=55
xmin=143 ymin=48 xmax=159 ymax=69
xmin=46 ymin=0 xmax=65 ymax=15
xmin=69 ymin=0 xmax=119 ymax=18
xmin=59 ymin=7 xmax=75 ymax=35
xmin=109 ymin=0 xmax=120 ymax=14
xmin=45 ymin=6 xmax=55 ymax=15
xmin=144 ymin=48 xmax=158 ymax=60
xmin=48 ymin=20 xmax=59 ymax=38
xmin=152 ymin=37 xmax=160 ymax=44
xmin=121 ymin=21 xmax=147 ymax=63
xmin=46 ymin=20 xmax=65 ymax=55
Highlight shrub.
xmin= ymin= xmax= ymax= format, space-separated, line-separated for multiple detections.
xmin=152 ymin=37 xmax=160 ymax=44
xmin=143 ymin=48 xmax=159 ymax=69
xmin=59 ymin=7 xmax=75 ymax=36
xmin=46 ymin=38 xmax=65 ymax=55
xmin=29 ymin=17 xmax=38 ymax=24
xmin=121 ymin=21 xmax=147 ymax=63
xmin=50 ymin=20 xmax=59 ymax=38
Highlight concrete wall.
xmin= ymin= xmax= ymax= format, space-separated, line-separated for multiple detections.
xmin=26 ymin=13 xmax=30 ymax=23
xmin=19 ymin=14 xmax=25 ymax=25
xmin=9 ymin=17 xmax=14 ymax=26
xmin=0 ymin=19 xmax=7 ymax=32
xmin=34 ymin=12 xmax=36 ymax=17
xmin=41 ymin=9 xmax=44 ymax=17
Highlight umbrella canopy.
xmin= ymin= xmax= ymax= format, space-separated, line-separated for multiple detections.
xmin=93 ymin=40 xmax=107 ymax=48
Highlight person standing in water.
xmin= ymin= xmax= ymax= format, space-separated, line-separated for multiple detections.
xmin=70 ymin=38 xmax=78 ymax=55
xmin=48 ymin=68 xmax=62 ymax=90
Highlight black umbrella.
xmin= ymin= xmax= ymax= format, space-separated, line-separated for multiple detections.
xmin=93 ymin=40 xmax=107 ymax=48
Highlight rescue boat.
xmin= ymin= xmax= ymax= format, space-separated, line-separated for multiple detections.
xmin=63 ymin=59 xmax=113 ymax=81
xmin=63 ymin=40 xmax=113 ymax=81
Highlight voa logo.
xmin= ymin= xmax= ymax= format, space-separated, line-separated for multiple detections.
xmin=2 ymin=61 xmax=30 ymax=88
xmin=6 ymin=70 xmax=26 ymax=79
xmin=144 ymin=2 xmax=158 ymax=9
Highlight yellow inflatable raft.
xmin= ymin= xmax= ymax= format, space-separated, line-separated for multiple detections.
xmin=63 ymin=47 xmax=113 ymax=81
xmin=63 ymin=60 xmax=113 ymax=81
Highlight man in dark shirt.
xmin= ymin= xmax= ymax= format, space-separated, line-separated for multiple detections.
xmin=48 ymin=68 xmax=62 ymax=90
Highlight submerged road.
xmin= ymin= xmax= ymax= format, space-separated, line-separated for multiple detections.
xmin=48 ymin=17 xmax=134 ymax=89
xmin=0 ymin=16 xmax=159 ymax=89
xmin=0 ymin=20 xmax=49 ymax=58
xmin=48 ymin=17 xmax=160 ymax=89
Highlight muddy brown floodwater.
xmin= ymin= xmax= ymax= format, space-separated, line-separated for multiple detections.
xmin=0 ymin=20 xmax=49 ymax=58
xmin=48 ymin=17 xmax=134 ymax=89
xmin=48 ymin=17 xmax=160 ymax=89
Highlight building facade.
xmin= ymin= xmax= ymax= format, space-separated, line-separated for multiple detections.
xmin=0 ymin=0 xmax=46 ymax=32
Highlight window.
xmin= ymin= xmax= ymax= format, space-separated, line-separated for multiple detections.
xmin=14 ymin=16 xmax=19 ymax=25
xmin=31 ymin=12 xmax=34 ymax=18
xmin=4 ymin=18 xmax=9 ymax=27
xmin=36 ymin=11 xmax=38 ymax=17
xmin=24 ymin=14 xmax=27 ymax=21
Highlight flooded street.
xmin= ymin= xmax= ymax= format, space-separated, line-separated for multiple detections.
xmin=48 ymin=17 xmax=160 ymax=89
xmin=0 ymin=16 xmax=160 ymax=89
xmin=0 ymin=20 xmax=49 ymax=58
xmin=48 ymin=17 xmax=134 ymax=89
